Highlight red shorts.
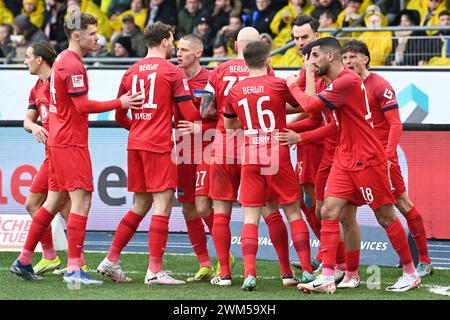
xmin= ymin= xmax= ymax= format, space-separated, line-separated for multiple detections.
xmin=240 ymin=165 xmax=300 ymax=207
xmin=296 ymin=143 xmax=324 ymax=185
xmin=30 ymin=156 xmax=49 ymax=194
xmin=48 ymin=146 xmax=93 ymax=192
xmin=390 ymin=159 xmax=406 ymax=199
xmin=208 ymin=163 xmax=241 ymax=202
xmin=128 ymin=150 xmax=176 ymax=193
xmin=325 ymin=163 xmax=396 ymax=210
xmin=177 ymin=163 xmax=210 ymax=203
xmin=315 ymin=160 xmax=332 ymax=202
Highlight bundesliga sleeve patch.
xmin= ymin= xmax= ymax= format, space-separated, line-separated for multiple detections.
xmin=72 ymin=75 xmax=85 ymax=88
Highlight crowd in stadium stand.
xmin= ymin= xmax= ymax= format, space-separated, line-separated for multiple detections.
xmin=0 ymin=0 xmax=449 ymax=66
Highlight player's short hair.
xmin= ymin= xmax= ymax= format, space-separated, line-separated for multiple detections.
xmin=144 ymin=21 xmax=175 ymax=48
xmin=310 ymin=37 xmax=342 ymax=57
xmin=301 ymin=41 xmax=316 ymax=57
xmin=342 ymin=39 xmax=371 ymax=67
xmin=243 ymin=41 xmax=271 ymax=69
xmin=292 ymin=15 xmax=319 ymax=33
xmin=64 ymin=12 xmax=97 ymax=40
xmin=180 ymin=34 xmax=204 ymax=50
xmin=30 ymin=41 xmax=57 ymax=67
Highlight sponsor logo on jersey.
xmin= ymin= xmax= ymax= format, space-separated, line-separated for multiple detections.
xmin=325 ymin=83 xmax=333 ymax=91
xmin=72 ymin=75 xmax=84 ymax=88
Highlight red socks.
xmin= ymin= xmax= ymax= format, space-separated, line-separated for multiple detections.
xmin=186 ymin=217 xmax=212 ymax=268
xmin=67 ymin=213 xmax=87 ymax=272
xmin=241 ymin=223 xmax=258 ymax=278
xmin=212 ymin=213 xmax=231 ymax=277
xmin=290 ymin=218 xmax=312 ymax=274
xmin=148 ymin=215 xmax=169 ymax=274
xmin=345 ymin=249 xmax=360 ymax=278
xmin=107 ymin=210 xmax=144 ymax=263
xmin=320 ymin=220 xmax=340 ymax=276
xmin=385 ymin=219 xmax=415 ymax=274
xmin=336 ymin=240 xmax=346 ymax=271
xmin=404 ymin=207 xmax=431 ymax=264
xmin=264 ymin=211 xmax=291 ymax=276
xmin=19 ymin=207 xmax=55 ymax=265
xmin=301 ymin=203 xmax=321 ymax=239
xmin=40 ymin=226 xmax=56 ymax=260
xmin=203 ymin=214 xmax=214 ymax=234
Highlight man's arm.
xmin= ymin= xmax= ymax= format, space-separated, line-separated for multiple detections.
xmin=177 ymin=99 xmax=203 ymax=121
xmin=288 ymin=83 xmax=327 ymax=113
xmin=384 ymin=108 xmax=403 ymax=160
xmin=300 ymin=121 xmax=337 ymax=143
xmin=24 ymin=109 xmax=48 ymax=144
xmin=71 ymin=91 xmax=143 ymax=114
xmin=223 ymin=114 xmax=242 ymax=130
xmin=287 ymin=110 xmax=322 ymax=132
xmin=199 ymin=89 xmax=217 ymax=118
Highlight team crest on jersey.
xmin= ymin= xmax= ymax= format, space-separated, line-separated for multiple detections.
xmin=182 ymin=79 xmax=190 ymax=91
xmin=193 ymin=89 xmax=204 ymax=98
xmin=325 ymin=83 xmax=333 ymax=91
xmin=72 ymin=75 xmax=84 ymax=88
xmin=383 ymin=88 xmax=393 ymax=100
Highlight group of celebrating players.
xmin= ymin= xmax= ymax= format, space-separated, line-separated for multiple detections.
xmin=10 ymin=11 xmax=433 ymax=295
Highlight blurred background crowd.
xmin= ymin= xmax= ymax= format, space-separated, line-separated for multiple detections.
xmin=0 ymin=0 xmax=449 ymax=66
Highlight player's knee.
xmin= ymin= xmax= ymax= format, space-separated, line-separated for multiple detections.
xmin=24 ymin=198 xmax=38 ymax=216
xmin=182 ymin=204 xmax=197 ymax=220
xmin=320 ymin=203 xmax=337 ymax=220
xmin=396 ymin=195 xmax=413 ymax=214
xmin=196 ymin=204 xmax=212 ymax=218
xmin=374 ymin=206 xmax=397 ymax=227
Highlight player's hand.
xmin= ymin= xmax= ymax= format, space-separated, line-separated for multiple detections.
xmin=304 ymin=53 xmax=318 ymax=75
xmin=31 ymin=124 xmax=48 ymax=144
xmin=119 ymin=91 xmax=145 ymax=109
xmin=178 ymin=120 xmax=201 ymax=135
xmin=275 ymin=128 xmax=301 ymax=146
xmin=286 ymin=74 xmax=299 ymax=88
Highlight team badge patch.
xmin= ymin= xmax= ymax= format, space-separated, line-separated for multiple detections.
xmin=72 ymin=75 xmax=84 ymax=88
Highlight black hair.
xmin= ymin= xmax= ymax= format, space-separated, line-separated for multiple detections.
xmin=342 ymin=39 xmax=371 ymax=67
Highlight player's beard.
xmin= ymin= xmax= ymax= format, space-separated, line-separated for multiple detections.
xmin=318 ymin=63 xmax=329 ymax=76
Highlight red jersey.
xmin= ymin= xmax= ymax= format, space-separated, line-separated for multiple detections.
xmin=174 ymin=67 xmax=217 ymax=130
xmin=224 ymin=75 xmax=298 ymax=166
xmin=48 ymin=50 xmax=89 ymax=147
xmin=116 ymin=57 xmax=192 ymax=153
xmin=316 ymin=68 xmax=386 ymax=171
xmin=364 ymin=72 xmax=402 ymax=159
xmin=206 ymin=59 xmax=249 ymax=133
xmin=28 ymin=78 xmax=50 ymax=132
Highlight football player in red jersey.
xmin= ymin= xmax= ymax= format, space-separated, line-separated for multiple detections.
xmin=97 ymin=22 xmax=203 ymax=285
xmin=174 ymin=34 xmax=217 ymax=282
xmin=201 ymin=27 xmax=297 ymax=287
xmin=11 ymin=13 xmax=143 ymax=284
xmin=224 ymin=41 xmax=314 ymax=291
xmin=338 ymin=40 xmax=432 ymax=282
xmin=23 ymin=42 xmax=69 ymax=275
xmin=286 ymin=37 xmax=420 ymax=294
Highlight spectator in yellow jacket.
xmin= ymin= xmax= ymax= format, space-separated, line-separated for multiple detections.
xmin=22 ymin=0 xmax=45 ymax=28
xmin=358 ymin=5 xmax=392 ymax=66
xmin=0 ymin=0 xmax=14 ymax=25
xmin=336 ymin=0 xmax=372 ymax=29
xmin=111 ymin=0 xmax=148 ymax=32
xmin=67 ymin=0 xmax=112 ymax=40
xmin=407 ymin=0 xmax=449 ymax=35
xmin=270 ymin=0 xmax=314 ymax=49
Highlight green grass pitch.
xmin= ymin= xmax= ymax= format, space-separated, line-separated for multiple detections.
xmin=1 ymin=251 xmax=449 ymax=300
